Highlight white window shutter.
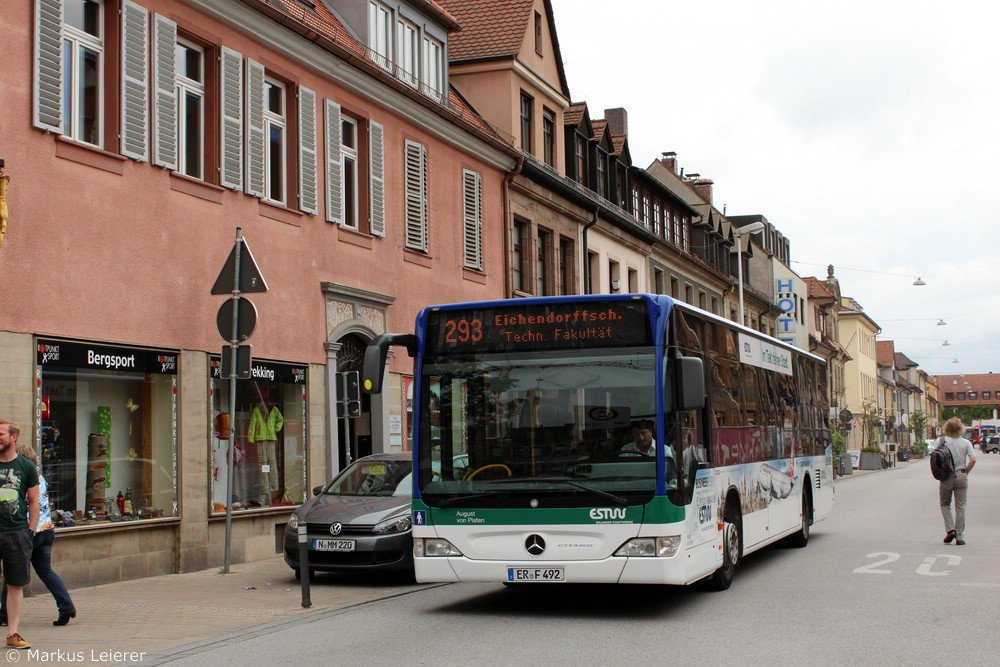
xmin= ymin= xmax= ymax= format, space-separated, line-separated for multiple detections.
xmin=220 ymin=47 xmax=243 ymax=190
xmin=404 ymin=141 xmax=428 ymax=252
xmin=121 ymin=1 xmax=149 ymax=161
xmin=33 ymin=0 xmax=63 ymax=133
xmin=151 ymin=14 xmax=177 ymax=170
xmin=297 ymin=86 xmax=318 ymax=215
xmin=369 ymin=120 xmax=385 ymax=237
xmin=463 ymin=170 xmax=482 ymax=270
xmin=324 ymin=99 xmax=343 ymax=224
xmin=245 ymin=58 xmax=265 ymax=198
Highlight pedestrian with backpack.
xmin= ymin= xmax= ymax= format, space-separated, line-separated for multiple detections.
xmin=937 ymin=418 xmax=976 ymax=545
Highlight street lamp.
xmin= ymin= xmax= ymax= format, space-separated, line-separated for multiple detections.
xmin=732 ymin=221 xmax=766 ymax=325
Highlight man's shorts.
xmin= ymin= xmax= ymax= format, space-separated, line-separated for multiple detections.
xmin=0 ymin=529 xmax=33 ymax=586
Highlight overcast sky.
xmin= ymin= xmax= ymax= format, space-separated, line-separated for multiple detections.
xmin=549 ymin=0 xmax=999 ymax=378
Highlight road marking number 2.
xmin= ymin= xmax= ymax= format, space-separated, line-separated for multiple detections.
xmin=854 ymin=552 xmax=962 ymax=576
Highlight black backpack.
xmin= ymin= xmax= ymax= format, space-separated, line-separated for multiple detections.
xmin=929 ymin=438 xmax=955 ymax=481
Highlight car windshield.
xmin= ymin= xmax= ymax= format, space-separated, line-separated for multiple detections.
xmin=322 ymin=459 xmax=412 ymax=497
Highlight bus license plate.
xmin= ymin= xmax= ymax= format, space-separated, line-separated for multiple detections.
xmin=507 ymin=567 xmax=565 ymax=582
xmin=312 ymin=539 xmax=356 ymax=552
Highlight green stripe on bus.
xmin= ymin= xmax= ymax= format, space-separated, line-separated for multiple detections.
xmin=413 ymin=497 xmax=685 ymax=526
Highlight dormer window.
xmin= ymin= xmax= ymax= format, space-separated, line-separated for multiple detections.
xmin=369 ymin=2 xmax=392 ymax=70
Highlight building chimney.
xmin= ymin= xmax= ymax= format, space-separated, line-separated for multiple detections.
xmin=604 ymin=108 xmax=628 ymax=136
xmin=660 ymin=151 xmax=678 ymax=175
xmin=691 ymin=178 xmax=713 ymax=204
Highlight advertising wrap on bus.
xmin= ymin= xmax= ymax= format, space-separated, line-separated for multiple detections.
xmin=364 ymin=293 xmax=833 ymax=591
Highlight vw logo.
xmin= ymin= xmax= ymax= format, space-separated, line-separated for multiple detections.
xmin=329 ymin=523 xmax=343 ymax=536
xmin=524 ymin=534 xmax=546 ymax=556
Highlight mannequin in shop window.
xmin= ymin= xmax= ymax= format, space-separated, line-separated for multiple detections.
xmin=248 ymin=385 xmax=283 ymax=505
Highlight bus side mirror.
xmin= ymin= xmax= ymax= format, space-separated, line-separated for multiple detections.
xmin=675 ymin=356 xmax=705 ymax=411
xmin=362 ymin=334 xmax=416 ymax=394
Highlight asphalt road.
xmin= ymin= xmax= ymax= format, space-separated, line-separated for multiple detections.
xmin=149 ymin=454 xmax=1000 ymax=667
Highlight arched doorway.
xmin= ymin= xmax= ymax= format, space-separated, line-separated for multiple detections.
xmin=336 ymin=333 xmax=372 ymax=469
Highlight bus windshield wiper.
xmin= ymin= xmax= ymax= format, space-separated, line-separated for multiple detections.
xmin=500 ymin=476 xmax=629 ymax=506
xmin=435 ymin=490 xmax=506 ymax=507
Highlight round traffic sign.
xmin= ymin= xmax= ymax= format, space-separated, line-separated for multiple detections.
xmin=217 ymin=297 xmax=258 ymax=342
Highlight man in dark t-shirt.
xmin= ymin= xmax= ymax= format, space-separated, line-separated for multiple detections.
xmin=0 ymin=420 xmax=39 ymax=650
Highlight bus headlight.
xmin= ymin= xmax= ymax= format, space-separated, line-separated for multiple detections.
xmin=614 ymin=536 xmax=680 ymax=558
xmin=373 ymin=514 xmax=412 ymax=534
xmin=415 ymin=538 xmax=463 ymax=557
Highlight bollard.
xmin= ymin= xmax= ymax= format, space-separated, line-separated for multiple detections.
xmin=297 ymin=523 xmax=311 ymax=608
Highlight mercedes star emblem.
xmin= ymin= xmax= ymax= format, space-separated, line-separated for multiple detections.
xmin=525 ymin=534 xmax=546 ymax=556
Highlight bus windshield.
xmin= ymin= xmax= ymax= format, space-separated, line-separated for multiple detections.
xmin=418 ymin=345 xmax=660 ymax=506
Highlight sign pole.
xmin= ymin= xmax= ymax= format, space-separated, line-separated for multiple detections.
xmin=223 ymin=228 xmax=243 ymax=574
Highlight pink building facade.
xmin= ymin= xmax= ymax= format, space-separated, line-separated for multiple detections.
xmin=1 ymin=0 xmax=516 ymax=586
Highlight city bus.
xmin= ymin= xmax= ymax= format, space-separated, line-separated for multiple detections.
xmin=363 ymin=294 xmax=833 ymax=589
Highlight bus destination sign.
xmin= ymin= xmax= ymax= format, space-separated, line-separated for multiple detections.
xmin=425 ymin=300 xmax=652 ymax=354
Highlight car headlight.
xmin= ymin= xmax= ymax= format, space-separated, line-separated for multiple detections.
xmin=373 ymin=513 xmax=412 ymax=534
xmin=287 ymin=515 xmax=301 ymax=530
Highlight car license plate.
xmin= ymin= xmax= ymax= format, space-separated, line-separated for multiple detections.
xmin=312 ymin=539 xmax=356 ymax=552
xmin=507 ymin=567 xmax=565 ymax=582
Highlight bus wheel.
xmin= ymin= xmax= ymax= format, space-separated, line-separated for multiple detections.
xmin=708 ymin=501 xmax=741 ymax=591
xmin=785 ymin=491 xmax=811 ymax=548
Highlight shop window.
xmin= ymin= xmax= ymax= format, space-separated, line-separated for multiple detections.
xmin=210 ymin=359 xmax=307 ymax=512
xmin=37 ymin=340 xmax=179 ymax=525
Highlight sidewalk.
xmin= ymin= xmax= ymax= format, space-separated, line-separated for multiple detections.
xmin=13 ymin=556 xmax=426 ymax=665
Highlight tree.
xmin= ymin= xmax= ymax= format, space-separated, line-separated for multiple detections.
xmin=909 ymin=410 xmax=929 ymax=441
xmin=859 ymin=399 xmax=882 ymax=451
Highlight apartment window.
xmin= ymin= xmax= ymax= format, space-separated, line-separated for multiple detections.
xmin=324 ymin=102 xmax=384 ymax=234
xmin=542 ymin=108 xmax=555 ymax=167
xmin=642 ymin=194 xmax=650 ymax=228
xmin=369 ymin=2 xmax=392 ymax=70
xmin=341 ymin=116 xmax=359 ymax=228
xmin=609 ymin=260 xmax=620 ymax=293
xmin=985 ymin=391 xmax=992 ymax=400
xmin=588 ymin=251 xmax=599 ymax=294
xmin=672 ymin=212 xmax=680 ymax=244
xmin=422 ymin=36 xmax=444 ymax=98
xmin=574 ymin=135 xmax=587 ymax=184
xmin=654 ymin=268 xmax=664 ymax=294
xmin=671 ymin=277 xmax=679 ymax=299
xmin=558 ymin=237 xmax=573 ymax=295
xmin=397 ymin=19 xmax=418 ymax=85
xmin=537 ymin=229 xmax=551 ymax=296
xmin=62 ymin=0 xmax=105 ymax=146
xmin=263 ymin=78 xmax=286 ymax=205
xmin=945 ymin=393 xmax=954 ymax=401
xmin=969 ymin=392 xmax=977 ymax=400
xmin=652 ymin=202 xmax=661 ymax=236
xmin=957 ymin=393 xmax=965 ymax=400
xmin=534 ymin=11 xmax=543 ymax=55
xmin=520 ymin=92 xmax=533 ymax=152
xmin=462 ymin=170 xmax=483 ymax=270
xmin=631 ymin=187 xmax=640 ymax=217
xmin=404 ymin=140 xmax=428 ymax=251
xmin=596 ymin=152 xmax=608 ymax=198
xmin=176 ymin=40 xmax=204 ymax=179
xmin=513 ymin=220 xmax=527 ymax=292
